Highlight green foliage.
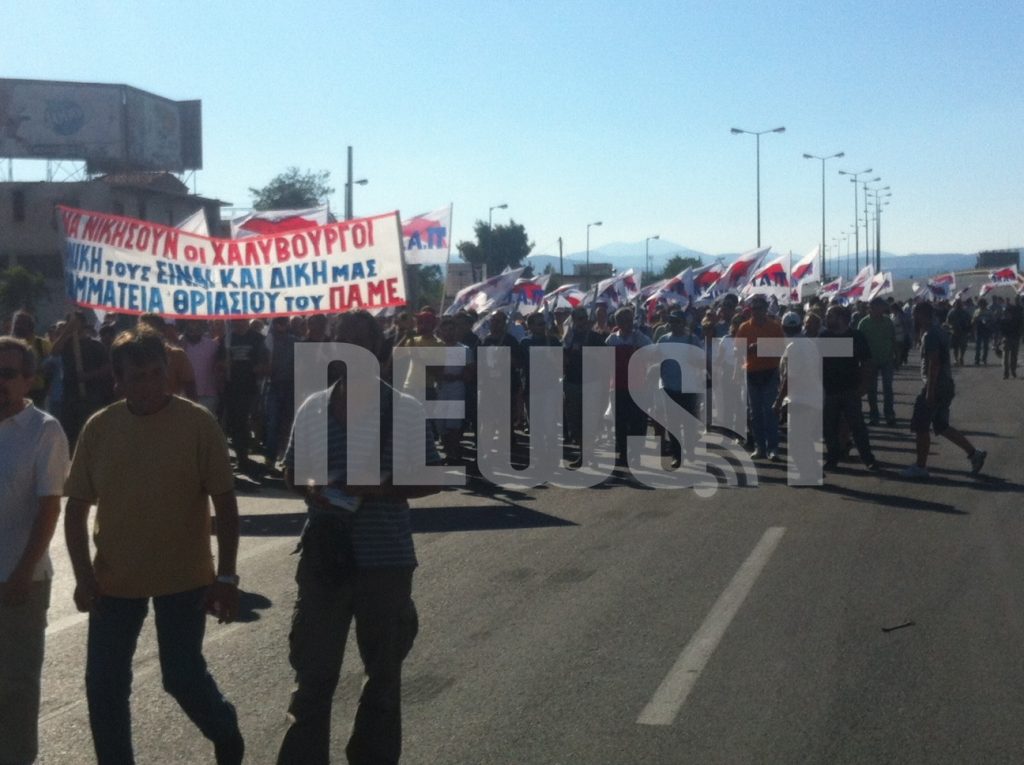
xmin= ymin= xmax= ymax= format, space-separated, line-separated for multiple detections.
xmin=456 ymin=219 xmax=534 ymax=276
xmin=661 ymin=255 xmax=703 ymax=279
xmin=406 ymin=265 xmax=444 ymax=310
xmin=0 ymin=265 xmax=49 ymax=315
xmin=249 ymin=167 xmax=334 ymax=210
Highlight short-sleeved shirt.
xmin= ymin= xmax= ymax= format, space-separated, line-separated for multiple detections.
xmin=0 ymin=403 xmax=69 ymax=582
xmin=284 ymin=380 xmax=441 ymax=568
xmin=183 ymin=335 xmax=222 ymax=398
xmin=61 ymin=336 xmax=110 ymax=406
xmin=657 ymin=333 xmax=704 ymax=392
xmin=563 ymin=329 xmax=605 ymax=386
xmin=820 ymin=328 xmax=872 ymax=395
xmin=857 ymin=315 xmax=895 ymax=364
xmin=606 ymin=330 xmax=652 ymax=390
xmin=920 ymin=321 xmax=954 ymax=388
xmin=166 ymin=344 xmax=196 ymax=397
xmin=220 ymin=330 xmax=265 ymax=395
xmin=735 ymin=318 xmax=784 ymax=372
xmin=64 ymin=396 xmax=234 ymax=598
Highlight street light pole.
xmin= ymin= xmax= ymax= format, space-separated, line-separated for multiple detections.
xmin=803 ymin=151 xmax=844 ymax=281
xmin=860 ymin=178 xmax=881 ymax=269
xmin=645 ymin=235 xmax=660 ymax=278
xmin=838 ymin=168 xmax=872 ymax=271
xmin=731 ymin=126 xmax=786 ymax=247
xmin=486 ymin=203 xmax=508 ymax=280
xmin=343 ymin=146 xmax=369 ymax=220
xmin=586 ymin=221 xmax=603 ymax=289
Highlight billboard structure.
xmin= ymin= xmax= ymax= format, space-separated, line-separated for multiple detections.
xmin=0 ymin=78 xmax=201 ymax=173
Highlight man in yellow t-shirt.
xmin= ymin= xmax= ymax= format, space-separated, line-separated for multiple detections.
xmin=64 ymin=328 xmax=244 ymax=765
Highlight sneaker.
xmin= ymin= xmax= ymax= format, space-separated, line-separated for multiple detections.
xmin=865 ymin=460 xmax=881 ymax=472
xmin=969 ymin=449 xmax=987 ymax=475
xmin=750 ymin=448 xmax=766 ymax=459
xmin=768 ymin=451 xmax=783 ymax=463
xmin=899 ymin=464 xmax=930 ymax=479
xmin=214 ymin=731 xmax=245 ymax=765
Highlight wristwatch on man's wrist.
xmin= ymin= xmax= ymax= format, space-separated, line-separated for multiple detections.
xmin=216 ymin=574 xmax=240 ymax=586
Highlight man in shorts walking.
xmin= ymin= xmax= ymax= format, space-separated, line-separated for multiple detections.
xmin=901 ymin=301 xmax=986 ymax=479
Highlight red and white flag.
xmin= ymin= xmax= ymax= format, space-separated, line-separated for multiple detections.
xmin=586 ymin=269 xmax=642 ymax=309
xmin=230 ymin=206 xmax=329 ymax=239
xmin=866 ymin=271 xmax=895 ymax=301
xmin=836 ymin=265 xmax=874 ymax=302
xmin=790 ymin=245 xmax=820 ymax=285
xmin=741 ymin=251 xmax=791 ymax=301
xmin=542 ymin=284 xmax=587 ymax=310
xmin=989 ymin=266 xmax=1023 ymax=285
xmin=444 ymin=267 xmax=526 ymax=316
xmin=818 ymin=277 xmax=843 ymax=297
xmin=701 ymin=246 xmax=770 ymax=300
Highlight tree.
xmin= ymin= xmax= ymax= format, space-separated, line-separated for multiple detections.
xmin=0 ymin=265 xmax=49 ymax=316
xmin=661 ymin=255 xmax=703 ymax=279
xmin=456 ymin=219 xmax=533 ymax=277
xmin=406 ymin=265 xmax=444 ymax=311
xmin=249 ymin=167 xmax=334 ymax=210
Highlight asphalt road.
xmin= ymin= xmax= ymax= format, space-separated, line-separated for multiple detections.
xmin=35 ymin=358 xmax=1024 ymax=764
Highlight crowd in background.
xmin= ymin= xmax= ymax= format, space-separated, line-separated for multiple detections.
xmin=4 ymin=287 xmax=1019 ymax=483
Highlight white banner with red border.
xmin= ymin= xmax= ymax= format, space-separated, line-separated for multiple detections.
xmin=58 ymin=206 xmax=408 ymax=319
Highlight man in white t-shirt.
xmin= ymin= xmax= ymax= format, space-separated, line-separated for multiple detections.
xmin=0 ymin=335 xmax=70 ymax=764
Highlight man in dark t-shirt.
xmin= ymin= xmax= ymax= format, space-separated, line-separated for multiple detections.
xmin=50 ymin=312 xmax=112 ymax=447
xmin=820 ymin=304 xmax=877 ymax=471
xmin=218 ymin=320 xmax=267 ymax=476
xmin=900 ymin=301 xmax=987 ymax=479
xmin=998 ymin=298 xmax=1022 ymax=379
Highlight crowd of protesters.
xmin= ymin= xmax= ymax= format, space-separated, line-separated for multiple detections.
xmin=1 ymin=286 xmax=1017 ymax=762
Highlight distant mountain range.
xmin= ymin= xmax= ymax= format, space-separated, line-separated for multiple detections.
xmin=525 ymin=240 xmax=1016 ymax=281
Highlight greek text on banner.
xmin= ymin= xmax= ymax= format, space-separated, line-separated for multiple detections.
xmin=58 ymin=206 xmax=408 ymax=319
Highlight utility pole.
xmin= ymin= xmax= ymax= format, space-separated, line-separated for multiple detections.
xmin=345 ymin=146 xmax=353 ymax=220
xmin=558 ymin=237 xmax=563 ymax=277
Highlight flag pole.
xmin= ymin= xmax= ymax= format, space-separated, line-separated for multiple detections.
xmin=439 ymin=202 xmax=454 ymax=314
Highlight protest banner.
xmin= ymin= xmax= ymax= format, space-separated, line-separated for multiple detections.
xmin=58 ymin=206 xmax=407 ymax=319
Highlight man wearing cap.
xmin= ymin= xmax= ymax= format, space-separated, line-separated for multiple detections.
xmin=735 ymin=295 xmax=785 ymax=460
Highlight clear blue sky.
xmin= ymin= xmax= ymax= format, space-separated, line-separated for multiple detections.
xmin=4 ymin=0 xmax=1022 ymax=262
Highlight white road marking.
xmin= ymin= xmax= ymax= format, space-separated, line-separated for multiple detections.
xmin=637 ymin=526 xmax=786 ymax=726
xmin=44 ymin=536 xmax=295 ymax=638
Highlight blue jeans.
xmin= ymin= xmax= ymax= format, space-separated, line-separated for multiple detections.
xmin=868 ymin=361 xmax=895 ymax=421
xmin=747 ymin=369 xmax=780 ymax=454
xmin=86 ymin=587 xmax=240 ymax=765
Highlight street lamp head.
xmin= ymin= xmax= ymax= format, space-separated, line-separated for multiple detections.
xmin=590 ymin=221 xmax=603 ymax=227
xmin=772 ymin=127 xmax=786 ymax=133
xmin=355 ymin=179 xmax=368 ymax=186
xmin=730 ymin=128 xmax=744 ymax=134
xmin=652 ymin=234 xmax=660 ymax=240
xmin=802 ymin=153 xmax=813 ymax=159
xmin=834 ymin=152 xmax=845 ymax=158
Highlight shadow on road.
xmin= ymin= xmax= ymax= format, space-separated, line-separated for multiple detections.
xmin=812 ymin=483 xmax=967 ymax=515
xmin=235 ymin=590 xmax=274 ymax=623
xmin=411 ymin=504 xmax=577 ymax=533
